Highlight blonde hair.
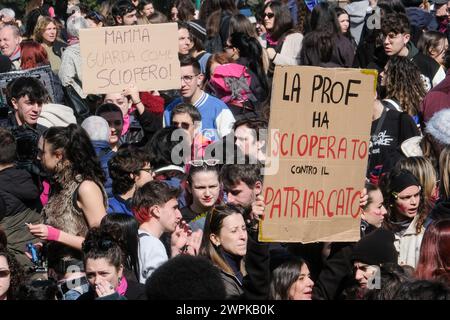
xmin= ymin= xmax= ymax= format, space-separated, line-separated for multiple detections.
xmin=33 ymin=16 xmax=58 ymax=43
xmin=439 ymin=147 xmax=450 ymax=199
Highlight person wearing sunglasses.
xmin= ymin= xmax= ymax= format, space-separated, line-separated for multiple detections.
xmin=170 ymin=103 xmax=212 ymax=159
xmin=262 ymin=1 xmax=304 ymax=77
xmin=112 ymin=0 xmax=138 ymax=26
xmin=163 ymin=55 xmax=235 ymax=142
xmin=0 ymin=246 xmax=25 ymax=300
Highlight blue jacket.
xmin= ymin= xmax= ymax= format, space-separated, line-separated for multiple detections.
xmin=92 ymin=140 xmax=115 ymax=198
xmin=107 ymin=195 xmax=133 ymax=216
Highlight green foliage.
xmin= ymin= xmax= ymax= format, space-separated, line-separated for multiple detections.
xmin=0 ymin=0 xmax=27 ymax=18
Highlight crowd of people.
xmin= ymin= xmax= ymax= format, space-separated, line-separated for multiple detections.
xmin=0 ymin=0 xmax=449 ymax=301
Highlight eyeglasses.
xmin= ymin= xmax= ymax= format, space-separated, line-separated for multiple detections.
xmin=82 ymin=239 xmax=115 ymax=253
xmin=0 ymin=270 xmax=11 ymax=278
xmin=189 ymin=159 xmax=220 ymax=166
xmin=139 ymin=168 xmax=153 ymax=174
xmin=382 ymin=32 xmax=402 ymax=41
xmin=181 ymin=74 xmax=199 ymax=83
xmin=172 ymin=121 xmax=192 ymax=130
xmin=263 ymin=12 xmax=275 ymax=19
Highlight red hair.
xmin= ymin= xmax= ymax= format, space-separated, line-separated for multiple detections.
xmin=132 ymin=207 xmax=152 ymax=225
xmin=415 ymin=219 xmax=450 ymax=283
xmin=20 ymin=40 xmax=50 ymax=70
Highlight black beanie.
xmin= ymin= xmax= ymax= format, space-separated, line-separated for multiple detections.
xmin=351 ymin=229 xmax=398 ymax=265
xmin=390 ymin=170 xmax=420 ymax=195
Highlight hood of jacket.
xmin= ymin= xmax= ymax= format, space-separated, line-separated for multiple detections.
xmin=406 ymin=41 xmax=419 ymax=60
xmin=406 ymin=7 xmax=434 ymax=29
xmin=345 ymin=0 xmax=370 ymax=24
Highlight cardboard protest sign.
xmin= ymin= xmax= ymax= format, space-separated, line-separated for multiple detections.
xmin=80 ymin=23 xmax=181 ymax=94
xmin=260 ymin=66 xmax=377 ymax=243
xmin=0 ymin=65 xmax=65 ymax=107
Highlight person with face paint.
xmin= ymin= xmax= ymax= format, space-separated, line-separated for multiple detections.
xmin=380 ymin=168 xmax=427 ymax=268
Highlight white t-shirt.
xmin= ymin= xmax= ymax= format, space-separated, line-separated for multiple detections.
xmin=138 ymin=229 xmax=168 ymax=284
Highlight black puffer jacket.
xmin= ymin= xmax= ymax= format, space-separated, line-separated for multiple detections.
xmin=0 ymin=166 xmax=41 ymax=218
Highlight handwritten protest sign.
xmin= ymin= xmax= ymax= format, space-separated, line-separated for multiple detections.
xmin=79 ymin=23 xmax=181 ymax=94
xmin=0 ymin=65 xmax=65 ymax=107
xmin=260 ymin=66 xmax=377 ymax=243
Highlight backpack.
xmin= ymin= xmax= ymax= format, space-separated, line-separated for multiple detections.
xmin=209 ymin=63 xmax=257 ymax=108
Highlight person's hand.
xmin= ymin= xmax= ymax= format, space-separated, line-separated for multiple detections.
xmin=95 ymin=279 xmax=116 ymax=298
xmin=186 ymin=229 xmax=203 ymax=256
xmin=266 ymin=48 xmax=276 ymax=60
xmin=26 ymin=223 xmax=49 ymax=240
xmin=250 ymin=194 xmax=265 ymax=221
xmin=247 ymin=195 xmax=265 ymax=230
xmin=359 ymin=188 xmax=368 ymax=208
xmin=123 ymin=84 xmax=140 ymax=104
xmin=26 ymin=223 xmax=60 ymax=241
xmin=170 ymin=220 xmax=191 ymax=256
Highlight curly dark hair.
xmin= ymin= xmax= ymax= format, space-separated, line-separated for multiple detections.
xmin=108 ymin=147 xmax=152 ymax=195
xmin=383 ymin=56 xmax=426 ymax=117
xmin=43 ymin=124 xmax=105 ymax=184
xmin=0 ymin=248 xmax=26 ymax=300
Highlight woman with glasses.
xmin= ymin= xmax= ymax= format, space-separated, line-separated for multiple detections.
xmin=78 ymin=227 xmax=145 ymax=300
xmin=263 ymin=1 xmax=304 ymax=77
xmin=0 ymin=246 xmax=25 ymax=300
xmin=183 ymin=160 xmax=222 ymax=232
xmin=200 ymin=204 xmax=269 ymax=299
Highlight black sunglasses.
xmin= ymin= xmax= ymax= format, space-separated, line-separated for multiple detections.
xmin=172 ymin=121 xmax=192 ymax=130
xmin=263 ymin=12 xmax=275 ymax=19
